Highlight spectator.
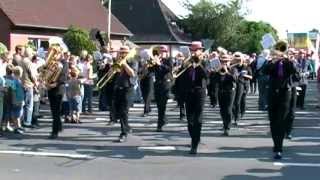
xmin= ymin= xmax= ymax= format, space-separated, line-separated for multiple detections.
xmin=82 ymin=55 xmax=94 ymax=114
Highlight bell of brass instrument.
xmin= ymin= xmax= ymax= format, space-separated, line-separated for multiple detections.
xmin=39 ymin=45 xmax=63 ymax=88
xmin=96 ymin=48 xmax=137 ymax=89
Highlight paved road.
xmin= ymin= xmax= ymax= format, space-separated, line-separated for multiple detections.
xmin=0 ymin=81 xmax=319 ymax=180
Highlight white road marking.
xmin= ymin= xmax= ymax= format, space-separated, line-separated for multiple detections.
xmin=296 ymin=153 xmax=320 ymax=157
xmin=274 ymin=162 xmax=320 ymax=167
xmin=0 ymin=150 xmax=93 ymax=159
xmin=293 ymin=137 xmax=320 ymax=141
xmin=138 ymin=146 xmax=176 ymax=151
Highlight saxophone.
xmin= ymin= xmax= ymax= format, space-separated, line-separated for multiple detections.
xmin=39 ymin=45 xmax=63 ymax=88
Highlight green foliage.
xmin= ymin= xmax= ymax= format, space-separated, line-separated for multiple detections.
xmin=63 ymin=26 xmax=97 ymax=56
xmin=179 ymin=0 xmax=278 ymax=54
xmin=232 ymin=20 xmax=279 ymax=54
xmin=0 ymin=42 xmax=8 ymax=56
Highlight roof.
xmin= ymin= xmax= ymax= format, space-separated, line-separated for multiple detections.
xmin=0 ymin=0 xmax=132 ymax=36
xmin=110 ymin=0 xmax=191 ymax=44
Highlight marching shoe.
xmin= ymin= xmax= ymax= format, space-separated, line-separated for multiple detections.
xmin=118 ymin=134 xmax=127 ymax=143
xmin=48 ymin=134 xmax=58 ymax=139
xmin=222 ymin=129 xmax=229 ymax=136
xmin=273 ymin=152 xmax=282 ymax=160
xmin=286 ymin=134 xmax=293 ymax=140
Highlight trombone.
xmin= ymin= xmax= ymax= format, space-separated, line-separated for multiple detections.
xmin=96 ymin=48 xmax=137 ymax=89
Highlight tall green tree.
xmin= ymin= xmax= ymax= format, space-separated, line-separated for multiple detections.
xmin=233 ymin=20 xmax=278 ymax=54
xmin=63 ymin=26 xmax=97 ymax=55
xmin=179 ymin=0 xmax=244 ymax=49
xmin=179 ymin=0 xmax=278 ymax=53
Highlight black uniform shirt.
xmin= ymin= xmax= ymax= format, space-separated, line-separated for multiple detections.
xmin=113 ymin=60 xmax=138 ymax=89
xmin=151 ymin=57 xmax=173 ymax=89
xmin=217 ymin=67 xmax=238 ymax=92
xmin=182 ymin=64 xmax=208 ymax=90
xmin=264 ymin=59 xmax=298 ymax=90
xmin=235 ymin=64 xmax=252 ymax=85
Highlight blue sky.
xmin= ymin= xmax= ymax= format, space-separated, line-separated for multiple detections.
xmin=162 ymin=0 xmax=320 ymax=38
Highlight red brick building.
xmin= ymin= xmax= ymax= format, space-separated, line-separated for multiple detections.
xmin=0 ymin=0 xmax=132 ymax=51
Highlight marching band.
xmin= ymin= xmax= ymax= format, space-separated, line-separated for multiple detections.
xmin=0 ymin=39 xmax=312 ymax=160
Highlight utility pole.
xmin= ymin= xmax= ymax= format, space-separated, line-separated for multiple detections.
xmin=107 ymin=0 xmax=112 ymax=46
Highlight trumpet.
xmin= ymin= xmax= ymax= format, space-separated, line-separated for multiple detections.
xmin=96 ymin=48 xmax=137 ymax=89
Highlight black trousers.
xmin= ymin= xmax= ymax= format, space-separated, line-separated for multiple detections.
xmin=219 ymin=90 xmax=235 ymax=130
xmin=177 ymin=95 xmax=186 ymax=118
xmin=154 ymin=84 xmax=170 ymax=128
xmin=286 ymin=87 xmax=297 ymax=135
xmin=185 ymin=89 xmax=206 ymax=148
xmin=233 ymin=84 xmax=245 ymax=122
xmin=48 ymin=87 xmax=63 ymax=135
xmin=209 ymin=74 xmax=219 ymax=107
xmin=140 ymin=77 xmax=153 ymax=114
xmin=99 ymin=85 xmax=109 ymax=111
xmin=250 ymin=78 xmax=257 ymax=93
xmin=297 ymin=84 xmax=307 ymax=108
xmin=268 ymin=88 xmax=292 ymax=152
xmin=240 ymin=91 xmax=247 ymax=116
xmin=111 ymin=87 xmax=132 ymax=136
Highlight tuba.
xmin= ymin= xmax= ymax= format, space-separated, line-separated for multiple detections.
xmin=39 ymin=45 xmax=63 ymax=88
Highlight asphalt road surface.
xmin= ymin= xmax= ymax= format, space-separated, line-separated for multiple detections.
xmin=0 ymin=81 xmax=319 ymax=180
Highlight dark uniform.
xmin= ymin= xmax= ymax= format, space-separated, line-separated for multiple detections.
xmin=265 ymin=58 xmax=298 ymax=159
xmin=296 ymin=58 xmax=309 ymax=109
xmin=48 ymin=60 xmax=66 ymax=139
xmin=139 ymin=60 xmax=154 ymax=116
xmin=182 ymin=61 xmax=208 ymax=153
xmin=111 ymin=61 xmax=138 ymax=141
xmin=217 ymin=67 xmax=237 ymax=135
xmin=172 ymin=66 xmax=186 ymax=121
xmin=233 ymin=64 xmax=252 ymax=124
xmin=285 ymin=59 xmax=300 ymax=139
xmin=98 ymin=63 xmax=116 ymax=123
xmin=208 ymin=71 xmax=219 ymax=108
xmin=150 ymin=57 xmax=173 ymax=131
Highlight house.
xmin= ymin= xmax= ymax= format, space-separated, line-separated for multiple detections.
xmin=0 ymin=0 xmax=132 ymax=52
xmin=109 ymin=0 xmax=192 ymax=57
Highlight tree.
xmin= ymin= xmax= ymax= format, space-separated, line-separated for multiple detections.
xmin=233 ymin=20 xmax=278 ymax=54
xmin=179 ymin=0 xmax=278 ymax=54
xmin=179 ymin=0 xmax=244 ymax=49
xmin=63 ymin=26 xmax=97 ymax=55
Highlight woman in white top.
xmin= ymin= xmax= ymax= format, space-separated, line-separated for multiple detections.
xmin=81 ymin=55 xmax=94 ymax=114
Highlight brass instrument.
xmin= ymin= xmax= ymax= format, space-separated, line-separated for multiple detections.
xmin=96 ymin=48 xmax=137 ymax=89
xmin=271 ymin=40 xmax=288 ymax=61
xmin=39 ymin=45 xmax=63 ymax=88
xmin=173 ymin=54 xmax=194 ymax=79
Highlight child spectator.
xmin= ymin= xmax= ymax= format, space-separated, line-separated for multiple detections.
xmin=12 ymin=66 xmax=25 ymax=134
xmin=67 ymin=70 xmax=83 ymax=123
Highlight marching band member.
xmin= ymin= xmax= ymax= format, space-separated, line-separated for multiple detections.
xmin=150 ymin=45 xmax=173 ymax=132
xmin=285 ymin=49 xmax=300 ymax=140
xmin=217 ymin=53 xmax=237 ymax=136
xmin=232 ymin=52 xmax=252 ymax=126
xmin=46 ymin=48 xmax=65 ymax=139
xmin=139 ymin=50 xmax=155 ymax=117
xmin=296 ymin=49 xmax=310 ymax=110
xmin=207 ymin=52 xmax=220 ymax=108
xmin=181 ymin=41 xmax=208 ymax=154
xmin=110 ymin=46 xmax=137 ymax=142
xmin=172 ymin=52 xmax=186 ymax=121
xmin=265 ymin=41 xmax=298 ymax=159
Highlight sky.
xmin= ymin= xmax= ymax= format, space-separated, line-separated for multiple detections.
xmin=162 ymin=0 xmax=320 ymax=38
